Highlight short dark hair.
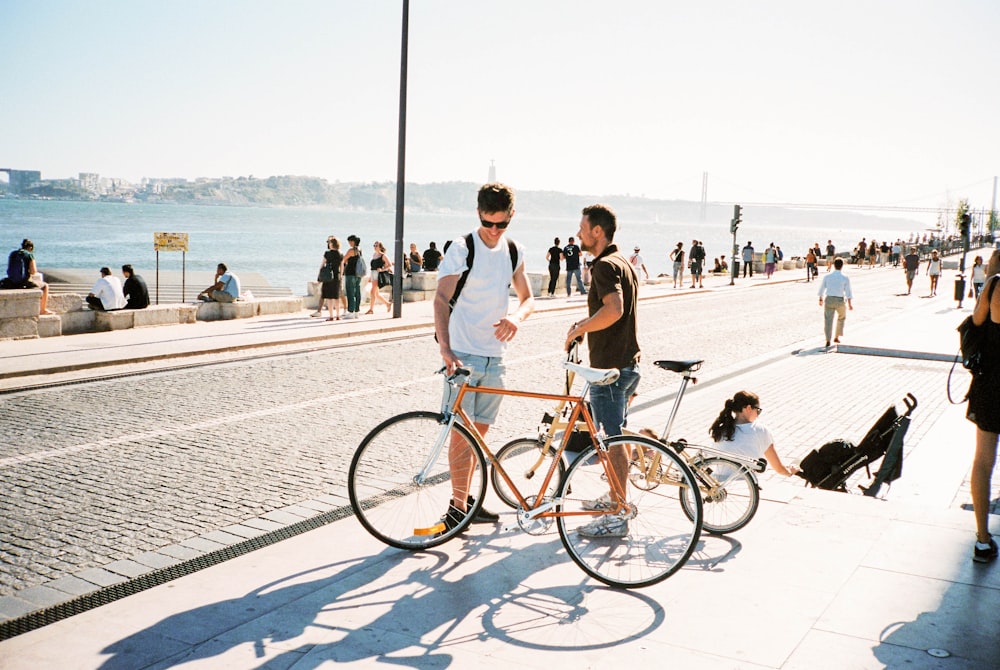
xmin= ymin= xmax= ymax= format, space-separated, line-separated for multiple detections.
xmin=478 ymin=182 xmax=515 ymax=214
xmin=581 ymin=204 xmax=617 ymax=241
xmin=21 ymin=239 xmax=33 ymax=251
xmin=428 ymin=241 xmax=436 ymax=249
xmin=100 ymin=266 xmax=111 ymax=276
xmin=834 ymin=258 xmax=844 ymax=269
xmin=122 ymin=264 xmax=134 ymax=275
xmin=218 ymin=263 xmax=228 ymax=272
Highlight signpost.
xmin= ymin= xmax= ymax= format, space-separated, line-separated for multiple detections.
xmin=153 ymin=232 xmax=189 ymax=304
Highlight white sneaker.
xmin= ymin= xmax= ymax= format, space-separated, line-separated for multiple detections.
xmin=310 ymin=310 xmax=322 ymax=317
xmin=581 ymin=493 xmax=614 ymax=512
xmin=576 ymin=515 xmax=628 ymax=538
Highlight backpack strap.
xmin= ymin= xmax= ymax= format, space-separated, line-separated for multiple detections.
xmin=448 ymin=233 xmax=519 ymax=310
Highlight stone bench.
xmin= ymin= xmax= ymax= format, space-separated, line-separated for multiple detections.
xmin=0 ymin=288 xmax=43 ymax=340
xmin=195 ymin=296 xmax=303 ymax=321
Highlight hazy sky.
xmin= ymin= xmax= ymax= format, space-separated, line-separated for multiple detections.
xmin=3 ymin=0 xmax=998 ymax=211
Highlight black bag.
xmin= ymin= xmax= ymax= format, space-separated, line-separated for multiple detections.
xmin=958 ymin=276 xmax=999 ymax=374
xmin=377 ymin=270 xmax=393 ymax=288
xmin=798 ymin=439 xmax=855 ymax=486
xmin=317 ymin=264 xmax=334 ymax=283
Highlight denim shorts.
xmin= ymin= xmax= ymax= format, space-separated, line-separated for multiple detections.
xmin=441 ymin=352 xmax=506 ymax=425
xmin=588 ymin=364 xmax=641 ymax=437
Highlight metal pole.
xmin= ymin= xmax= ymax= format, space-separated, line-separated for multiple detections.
xmin=391 ymin=0 xmax=409 ymax=319
xmin=155 ymin=250 xmax=160 ymax=305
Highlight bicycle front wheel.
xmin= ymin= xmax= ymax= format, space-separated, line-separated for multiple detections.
xmin=557 ymin=435 xmax=702 ymax=588
xmin=492 ymin=437 xmax=566 ymax=509
xmin=348 ymin=411 xmax=486 ymax=550
xmin=680 ymin=457 xmax=760 ymax=534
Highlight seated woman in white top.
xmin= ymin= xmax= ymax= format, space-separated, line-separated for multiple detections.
xmin=709 ymin=391 xmax=799 ymax=476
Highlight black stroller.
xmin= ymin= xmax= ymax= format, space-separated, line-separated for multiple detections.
xmin=797 ymin=393 xmax=917 ymax=496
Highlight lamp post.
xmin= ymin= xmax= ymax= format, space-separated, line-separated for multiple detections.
xmin=391 ymin=0 xmax=409 ymax=319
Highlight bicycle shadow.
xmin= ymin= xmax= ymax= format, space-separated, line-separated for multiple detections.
xmin=685 ymin=533 xmax=743 ymax=572
xmin=98 ymin=532 xmax=664 ymax=668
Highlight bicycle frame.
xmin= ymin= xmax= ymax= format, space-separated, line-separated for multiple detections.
xmin=438 ymin=373 xmax=632 ymax=522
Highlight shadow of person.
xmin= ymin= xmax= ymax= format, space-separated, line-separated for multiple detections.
xmin=98 ymin=533 xmax=665 ymax=669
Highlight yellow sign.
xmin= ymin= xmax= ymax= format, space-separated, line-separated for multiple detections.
xmin=154 ymin=232 xmax=189 ymax=252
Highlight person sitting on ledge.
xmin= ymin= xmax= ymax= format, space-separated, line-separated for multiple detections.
xmin=86 ymin=266 xmax=127 ymax=311
xmin=1 ymin=238 xmax=52 ymax=314
xmin=197 ymin=263 xmax=241 ymax=303
xmin=122 ymin=264 xmax=149 ymax=309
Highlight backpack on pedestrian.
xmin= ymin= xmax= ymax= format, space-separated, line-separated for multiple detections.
xmin=2 ymin=249 xmax=30 ymax=288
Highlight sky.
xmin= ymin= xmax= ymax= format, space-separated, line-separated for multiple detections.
xmin=2 ymin=0 xmax=999 ymax=213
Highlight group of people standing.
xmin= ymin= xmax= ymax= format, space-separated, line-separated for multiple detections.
xmin=312 ymin=237 xmax=449 ymax=321
xmin=312 ymin=235 xmax=393 ymax=321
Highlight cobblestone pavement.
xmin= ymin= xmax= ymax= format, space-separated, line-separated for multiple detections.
xmin=0 ymin=264 xmax=983 ymax=599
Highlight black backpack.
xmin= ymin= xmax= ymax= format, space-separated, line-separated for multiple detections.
xmin=448 ymin=232 xmax=519 ymax=311
xmin=6 ymin=249 xmax=29 ymax=285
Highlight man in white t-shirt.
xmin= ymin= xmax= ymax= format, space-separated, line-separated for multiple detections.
xmin=628 ymin=247 xmax=648 ymax=280
xmin=86 ymin=266 xmax=127 ymax=311
xmin=434 ymin=183 xmax=534 ymax=530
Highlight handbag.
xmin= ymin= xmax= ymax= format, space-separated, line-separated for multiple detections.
xmin=377 ymin=270 xmax=393 ymax=288
xmin=317 ymin=264 xmax=334 ymax=283
xmin=957 ymin=276 xmax=999 ymax=373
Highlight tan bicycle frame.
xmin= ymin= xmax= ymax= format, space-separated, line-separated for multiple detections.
xmin=446 ymin=379 xmax=631 ymax=519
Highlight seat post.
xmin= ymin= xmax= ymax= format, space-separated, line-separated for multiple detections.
xmin=659 ymin=371 xmax=694 ymax=442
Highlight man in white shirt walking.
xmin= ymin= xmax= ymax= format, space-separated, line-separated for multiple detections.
xmin=817 ymin=258 xmax=853 ymax=348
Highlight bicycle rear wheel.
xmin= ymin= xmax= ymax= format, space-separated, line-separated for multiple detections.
xmin=557 ymin=435 xmax=702 ymax=588
xmin=348 ymin=411 xmax=486 ymax=550
xmin=492 ymin=437 xmax=565 ymax=509
xmin=680 ymin=457 xmax=760 ymax=534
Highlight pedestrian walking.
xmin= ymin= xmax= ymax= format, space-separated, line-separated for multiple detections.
xmin=669 ymin=242 xmax=685 ymax=288
xmin=629 ymin=247 xmax=649 ymax=281
xmin=903 ymin=246 xmax=920 ymax=294
xmin=817 ymin=258 xmax=853 ymax=348
xmin=741 ymin=241 xmax=755 ymax=278
xmin=926 ymin=249 xmax=942 ymax=297
xmin=966 ymin=249 xmax=1000 ymax=563
xmin=563 ymin=236 xmax=586 ymax=296
xmin=546 ymin=237 xmax=562 ymax=297
xmin=805 ymin=247 xmax=817 ymax=282
xmin=825 ymin=239 xmax=836 ymax=272
xmin=689 ymin=239 xmax=706 ymax=288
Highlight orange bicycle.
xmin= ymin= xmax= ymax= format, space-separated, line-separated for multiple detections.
xmin=348 ymin=352 xmax=703 ymax=588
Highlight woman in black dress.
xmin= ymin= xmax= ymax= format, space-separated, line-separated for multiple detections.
xmin=320 ymin=236 xmax=343 ymax=321
xmin=968 ymin=249 xmax=1000 ymax=563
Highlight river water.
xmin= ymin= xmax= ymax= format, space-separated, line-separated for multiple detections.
xmin=0 ymin=199 xmax=923 ymax=294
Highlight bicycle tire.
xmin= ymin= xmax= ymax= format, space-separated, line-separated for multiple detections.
xmin=680 ymin=457 xmax=760 ymax=534
xmin=556 ymin=435 xmax=702 ymax=588
xmin=491 ymin=437 xmax=566 ymax=509
xmin=348 ymin=411 xmax=487 ymax=550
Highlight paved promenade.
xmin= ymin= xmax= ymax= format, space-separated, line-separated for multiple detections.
xmin=1 ymin=263 xmax=999 ymax=668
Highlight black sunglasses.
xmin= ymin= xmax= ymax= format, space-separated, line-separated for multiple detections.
xmin=479 ymin=217 xmax=511 ymax=230
xmin=751 ymin=406 xmax=763 ymax=414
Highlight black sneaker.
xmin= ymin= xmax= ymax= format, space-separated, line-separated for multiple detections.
xmin=973 ymin=537 xmax=998 ymax=564
xmin=467 ymin=495 xmax=499 ymax=524
xmin=435 ymin=503 xmax=466 ymax=537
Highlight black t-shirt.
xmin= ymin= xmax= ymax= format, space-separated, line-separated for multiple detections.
xmin=548 ymin=245 xmax=563 ymax=268
xmin=563 ymin=244 xmax=581 ymax=270
xmin=423 ymin=248 xmax=442 ymax=271
xmin=587 ymin=245 xmax=640 ymax=370
xmin=123 ymin=274 xmax=150 ymax=309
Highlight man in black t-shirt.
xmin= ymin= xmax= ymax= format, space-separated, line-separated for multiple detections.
xmin=565 ymin=204 xmax=640 ymax=538
xmin=422 ymin=241 xmax=442 ymax=271
xmin=563 ymin=237 xmax=586 ymax=297
xmin=546 ymin=237 xmax=562 ymax=297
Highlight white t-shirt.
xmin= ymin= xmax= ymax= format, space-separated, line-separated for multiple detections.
xmin=91 ymin=275 xmax=127 ymax=310
xmin=714 ymin=421 xmax=774 ymax=461
xmin=438 ymin=232 xmax=524 ymax=357
xmin=629 ymin=253 xmax=644 ymax=271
